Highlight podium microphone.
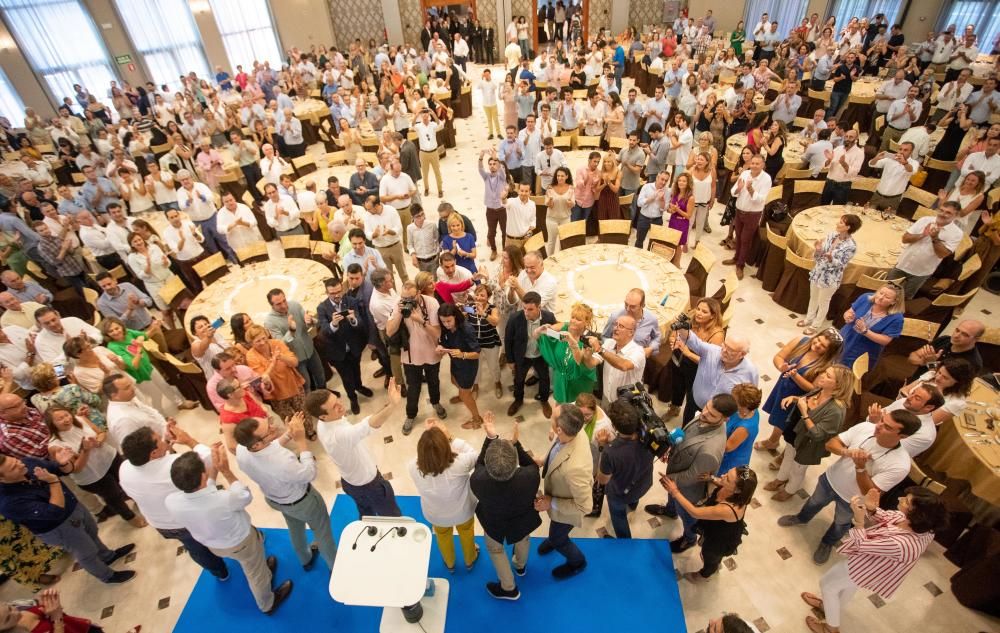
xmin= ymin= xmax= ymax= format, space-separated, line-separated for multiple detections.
xmin=370 ymin=526 xmax=407 ymax=552
xmin=352 ymin=525 xmax=379 ymax=550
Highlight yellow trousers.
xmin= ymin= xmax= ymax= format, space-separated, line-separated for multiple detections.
xmin=420 ymin=150 xmax=443 ymax=194
xmin=484 ymin=105 xmax=501 ymax=137
xmin=433 ymin=516 xmax=477 ymax=569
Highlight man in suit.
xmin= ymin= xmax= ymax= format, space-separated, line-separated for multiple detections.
xmin=504 ymin=291 xmax=555 ymax=418
xmin=420 ymin=21 xmax=433 ymax=52
xmin=316 ymin=277 xmax=372 ymax=414
xmin=471 ymin=413 xmax=541 ymax=600
xmin=534 ymin=403 xmax=592 ymax=579
xmin=344 ymin=263 xmax=391 ymax=387
xmin=644 ymin=393 xmax=739 ymax=552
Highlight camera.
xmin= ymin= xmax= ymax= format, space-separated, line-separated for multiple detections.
xmin=581 ymin=330 xmax=603 ymax=347
xmin=399 ymin=297 xmax=418 ymax=318
xmin=616 ymin=382 xmax=684 ymax=459
xmin=669 ymin=313 xmax=691 ymax=332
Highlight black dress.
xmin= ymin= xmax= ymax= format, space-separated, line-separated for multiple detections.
xmin=764 ymin=139 xmax=785 ymax=179
xmin=694 ymin=489 xmax=747 ymax=577
xmin=440 ymin=322 xmax=480 ymax=389
xmin=931 ymin=117 xmax=969 ymax=161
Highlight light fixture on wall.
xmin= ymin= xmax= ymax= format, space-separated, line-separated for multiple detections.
xmin=190 ymin=0 xmax=210 ymax=13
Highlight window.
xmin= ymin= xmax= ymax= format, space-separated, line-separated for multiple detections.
xmin=113 ymin=0 xmax=210 ymax=92
xmin=209 ymin=0 xmax=282 ymax=71
xmin=939 ymin=1 xmax=1000 ymax=54
xmin=743 ymin=0 xmax=810 ymax=41
xmin=0 ymin=0 xmax=118 ymax=106
xmin=0 ymin=66 xmax=25 ymax=127
xmin=829 ymin=0 xmax=903 ymax=33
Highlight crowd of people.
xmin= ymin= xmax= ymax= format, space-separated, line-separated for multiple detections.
xmin=0 ymin=4 xmax=996 ymax=633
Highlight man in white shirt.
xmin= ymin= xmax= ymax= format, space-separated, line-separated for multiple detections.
xmin=0 ymin=325 xmax=35 ymax=390
xmin=175 ymin=170 xmax=235 ymax=262
xmin=512 ymin=251 xmax=557 ymax=312
xmin=957 ymin=137 xmax=1000 ymax=189
xmin=868 ymin=386 xmax=945 ymax=458
xmin=517 ymin=115 xmax=543 ymax=188
xmin=931 ymin=31 xmax=956 ymax=65
xmin=580 ymin=92 xmax=607 ymax=138
xmin=364 ymin=200 xmax=407 ymax=284
xmin=770 ymin=81 xmax=802 ymax=126
xmin=494 ymin=178 xmax=532 ymax=251
xmin=118 ymin=424 xmax=229 ymax=579
xmin=306 ymin=381 xmax=403 ymax=516
xmin=818 ymin=129 xmax=865 ymax=205
xmin=32 ymin=306 xmax=101 ymax=365
xmin=436 ymin=252 xmax=473 ymax=304
xmin=874 ymin=70 xmax=912 ymax=118
xmin=724 ymin=155 xmax=771 ymax=279
xmin=801 ymin=129 xmax=834 ymax=178
xmin=933 ymin=68 xmax=973 ymax=121
xmin=881 ymin=85 xmax=923 ymax=150
xmin=535 ymin=137 xmax=566 ymax=192
xmin=778 ymin=409 xmax=919 ymax=564
xmin=104 ymin=373 xmax=169 ymax=449
xmin=867 ymin=142 xmax=920 ymax=211
xmin=0 ymin=294 xmax=42 ymax=331
xmin=259 ymin=143 xmax=289 ymax=185
xmin=965 ymin=77 xmax=1000 ymax=125
xmin=262 ymin=182 xmax=303 ymax=237
xmin=452 ymin=32 xmax=470 ymax=71
xmin=479 ymin=68 xmax=501 ymax=139
xmin=888 ymin=202 xmax=964 ymax=299
xmin=413 ymin=109 xmax=443 ymax=197
xmin=593 ymin=314 xmax=646 ymax=409
xmin=946 ymin=33 xmax=978 ymax=82
xmin=334 ymin=194 xmax=368 ymax=232
xmin=234 ymin=411 xmax=337 ymax=570
xmin=165 ymin=444 xmax=293 ymax=614
xmin=379 ymin=159 xmax=416 ymax=243
xmin=162 ymin=208 xmax=207 ymax=291
xmin=899 ymin=122 xmax=935 ymax=160
xmin=406 ymin=206 xmax=439 ymax=274
xmin=666 ymin=112 xmax=693 ymax=178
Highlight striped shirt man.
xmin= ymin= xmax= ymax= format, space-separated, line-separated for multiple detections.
xmin=837 ymin=507 xmax=934 ymax=599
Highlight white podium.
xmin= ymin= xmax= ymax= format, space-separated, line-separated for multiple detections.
xmin=330 ymin=517 xmax=449 ymax=633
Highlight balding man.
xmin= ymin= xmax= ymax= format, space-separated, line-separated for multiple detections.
xmin=32 ymin=307 xmax=101 ymax=365
xmin=511 ymin=251 xmax=557 ymax=313
xmin=259 ymin=143 xmax=289 ymax=185
xmin=601 ymin=289 xmax=661 ymax=358
xmin=0 ymin=293 xmax=43 ymax=330
xmin=907 ymin=319 xmax=984 ymax=378
xmin=349 ymin=158 xmax=380 ymax=207
xmin=675 ymin=332 xmax=759 ymax=424
xmin=333 ymin=194 xmax=367 ymax=232
xmin=591 ymin=314 xmax=646 ymax=409
xmin=279 ymin=108 xmax=305 ymax=158
xmin=0 ymin=271 xmax=51 ymax=306
xmin=378 ymin=160 xmax=416 ymax=248
xmin=176 ymin=170 xmax=235 ymax=262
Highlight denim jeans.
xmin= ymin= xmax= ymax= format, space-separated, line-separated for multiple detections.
xmin=340 ymin=472 xmax=402 ymax=518
xmin=571 ymin=204 xmax=593 ymax=222
xmin=634 ymin=214 xmax=663 ymax=248
xmin=829 ymin=91 xmax=848 ymax=118
xmin=667 ymin=493 xmax=698 ymax=544
xmin=546 ymin=520 xmax=585 ymax=566
xmin=795 ymin=473 xmax=854 ymax=545
xmin=607 ymin=494 xmax=632 ymax=539
xmin=297 ymin=350 xmax=327 ymax=392
xmin=195 ymin=217 xmax=236 ymax=263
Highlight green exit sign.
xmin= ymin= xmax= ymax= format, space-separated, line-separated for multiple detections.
xmin=115 ymin=54 xmax=132 ymax=64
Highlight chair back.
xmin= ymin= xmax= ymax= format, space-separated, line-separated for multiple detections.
xmin=522 ymin=232 xmax=547 ymax=258
xmin=192 ymin=252 xmax=228 ymax=285
xmin=609 ymin=137 xmax=627 ymax=150
xmin=82 ymin=288 xmax=101 ymax=325
xmin=598 ymin=220 xmax=631 ymax=244
xmin=765 ymin=224 xmax=788 ymax=250
xmin=281 ymin=234 xmax=312 ymax=258
xmin=783 ymin=166 xmax=814 ymax=180
xmin=647 ymin=224 xmax=682 ymax=249
xmin=292 ymin=155 xmax=317 ymax=176
xmin=157 ymin=275 xmax=194 ymax=314
xmin=557 ymin=220 xmax=587 ymax=249
xmin=553 ymin=136 xmax=571 ymax=149
xmin=912 ymin=206 xmax=935 ymax=220
xmin=909 ymin=461 xmax=946 ymax=495
xmin=326 ymin=151 xmax=349 ymax=166
xmin=785 ymin=248 xmax=814 ymax=271
xmin=649 ymin=242 xmax=676 ymax=260
xmin=577 ymin=135 xmax=601 ymax=148
xmin=899 ymin=317 xmax=939 ymax=341
xmin=852 ymin=353 xmax=869 ymax=395
xmin=790 ymin=179 xmax=825 ymax=211
xmin=931 ymin=287 xmax=978 ymax=308
xmin=236 ymin=242 xmax=269 ymax=264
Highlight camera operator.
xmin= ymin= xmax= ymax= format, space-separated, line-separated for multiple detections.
xmin=591 ymin=314 xmax=646 ymax=410
xmin=596 ymin=399 xmax=654 ymax=539
xmin=645 ymin=393 xmax=739 ymax=553
xmin=386 ymin=280 xmax=448 ymax=435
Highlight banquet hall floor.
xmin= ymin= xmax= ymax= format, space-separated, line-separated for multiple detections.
xmin=2 ymin=64 xmax=998 ymax=633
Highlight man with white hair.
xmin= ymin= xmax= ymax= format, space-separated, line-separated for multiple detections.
xmin=333 ymin=194 xmax=367 ymax=231
xmin=259 ymin=144 xmax=289 ymax=186
xmin=0 ymin=292 xmax=44 ymax=330
xmin=262 ymin=182 xmax=303 ymax=237
xmin=675 ymin=331 xmax=759 ymax=424
xmin=591 ymin=314 xmax=646 ymax=409
xmin=0 ymin=271 xmax=50 ymax=306
xmin=511 ymin=251 xmax=557 ymax=312
xmin=175 ymin=169 xmax=235 ymax=262
xmin=279 ymin=108 xmax=305 ymax=158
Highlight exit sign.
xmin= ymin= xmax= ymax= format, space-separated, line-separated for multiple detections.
xmin=115 ymin=54 xmax=132 ymax=64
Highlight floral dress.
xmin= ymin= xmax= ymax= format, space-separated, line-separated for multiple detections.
xmin=809 ymin=233 xmax=857 ymax=289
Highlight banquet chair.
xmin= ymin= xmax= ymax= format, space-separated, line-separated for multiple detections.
xmin=82 ymin=288 xmax=101 ymax=326
xmin=150 ymin=142 xmax=173 ymax=161
xmin=755 ymin=224 xmax=787 ymax=292
xmin=325 ymin=151 xmax=349 ymax=166
xmin=218 ymin=171 xmax=247 ymax=200
xmin=684 ymin=242 xmax=716 ymax=300
xmin=841 ymin=94 xmax=876 ymax=135
xmin=618 ymin=193 xmax=634 ymax=220
xmin=976 ymin=327 xmax=1000 ymax=373
xmin=598 ymin=220 xmax=631 ymax=244
xmin=904 ymin=288 xmax=980 ymax=335
xmin=292 ymin=155 xmax=318 ymax=177
xmin=844 ymin=352 xmax=870 ymax=427
xmin=310 ymin=241 xmax=343 ymax=277
xmin=553 ymin=136 xmax=571 ymax=150
xmin=71 ymin=172 xmax=86 ymax=185
xmin=609 ymin=138 xmax=627 ymax=150
xmin=557 ymin=221 xmax=587 ymax=250
xmin=144 ymin=345 xmax=212 ymax=410
xmin=954 ymin=253 xmax=984 ymax=294
xmin=912 ymin=206 xmax=936 ymax=221
xmin=647 ymin=224 xmax=682 ymax=251
xmin=791 ymin=116 xmax=812 ymax=131
xmin=862 ymin=317 xmax=939 ymax=394
xmin=255 ymin=177 xmax=269 ymax=197
xmin=923 ymin=158 xmax=956 ymax=193
xmin=530 ymin=195 xmax=548 ymax=241
xmin=577 ymin=136 xmax=601 ymax=149
xmin=648 ymin=242 xmax=675 ymax=261
xmin=281 ymin=235 xmax=312 ymax=259
xmin=789 ymin=179 xmax=825 ymax=213
xmin=236 ymin=242 xmax=269 ymax=265
xmin=157 ymin=275 xmax=194 ymax=320
xmin=772 ymin=248 xmax=813 ymax=313
xmin=708 ymin=270 xmax=739 ymax=315
xmin=522 ymin=232 xmax=547 ymax=259
xmin=847 ymin=177 xmax=879 ymax=205
xmin=572 ymin=89 xmax=589 ymax=100
xmin=192 ymin=252 xmax=229 ymax=286
xmin=806 ymin=88 xmax=831 ymax=113
xmin=897 ymin=186 xmax=937 ymax=220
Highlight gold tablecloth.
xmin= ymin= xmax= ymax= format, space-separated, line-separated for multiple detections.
xmin=969 ymin=55 xmax=996 ymax=79
xmin=543 ymin=244 xmax=689 ymax=331
xmin=787 ymin=205 xmax=909 ymax=285
xmin=294 ymin=165 xmax=361 ymax=192
xmin=726 ymin=131 xmax=807 ymax=164
xmin=135 ymin=209 xmax=191 ymax=238
xmin=293 ymin=99 xmax=330 ymax=121
xmin=185 ymin=259 xmax=331 ymax=339
xmin=923 ymin=378 xmax=1000 ymax=505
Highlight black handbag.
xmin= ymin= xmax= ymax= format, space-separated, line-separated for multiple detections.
xmin=720 ymin=198 xmax=737 ymax=226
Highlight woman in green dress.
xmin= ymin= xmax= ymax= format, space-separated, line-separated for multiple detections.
xmin=0 ymin=518 xmax=61 ymax=587
xmin=0 ymin=231 xmax=27 ymax=275
xmin=535 ymin=302 xmax=600 ymax=404
xmin=731 ymin=21 xmax=746 ymax=60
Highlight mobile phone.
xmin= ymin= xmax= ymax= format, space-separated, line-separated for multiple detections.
xmin=543 ymin=328 xmax=563 ymax=340
xmin=337 ymin=310 xmax=351 ymax=318
xmin=211 ymin=317 xmax=225 ymax=329
xmin=53 ymin=364 xmax=65 ymax=379
xmin=462 ymin=306 xmax=475 ymax=314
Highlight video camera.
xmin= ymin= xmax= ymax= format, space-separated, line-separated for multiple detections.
xmin=669 ymin=313 xmax=691 ymax=332
xmin=615 ymin=382 xmax=684 ymax=459
xmin=399 ymin=297 xmax=419 ymax=319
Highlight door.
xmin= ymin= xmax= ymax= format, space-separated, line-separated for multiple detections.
xmin=531 ymin=0 xmax=588 ymax=54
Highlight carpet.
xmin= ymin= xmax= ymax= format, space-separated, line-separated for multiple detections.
xmin=173 ymin=495 xmax=685 ymax=632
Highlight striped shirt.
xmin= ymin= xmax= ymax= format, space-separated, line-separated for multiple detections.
xmin=468 ymin=304 xmax=502 ymax=349
xmin=837 ymin=508 xmax=934 ymax=599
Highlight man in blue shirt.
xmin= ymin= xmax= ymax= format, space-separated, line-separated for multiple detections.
xmin=612 ymin=42 xmax=626 ymax=93
xmin=498 ymin=126 xmax=524 ymax=174
xmin=601 ymin=288 xmax=661 ymax=358
xmin=679 ymin=332 xmax=759 ymax=424
xmin=78 ymin=165 xmax=122 ymax=215
xmin=214 ymin=65 xmax=232 ymax=91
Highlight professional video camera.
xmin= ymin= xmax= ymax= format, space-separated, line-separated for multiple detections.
xmin=399 ymin=297 xmax=419 ymax=319
xmin=615 ymin=382 xmax=684 ymax=459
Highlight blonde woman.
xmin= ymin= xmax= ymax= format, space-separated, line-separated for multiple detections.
xmin=765 ymin=365 xmax=854 ymax=501
xmin=535 ymin=302 xmax=600 ymax=403
xmin=595 ymin=151 xmax=623 ymax=221
xmin=838 ymin=283 xmax=905 ymax=368
xmin=125 ymin=232 xmax=173 ymax=317
xmin=688 ymin=151 xmax=717 ymax=248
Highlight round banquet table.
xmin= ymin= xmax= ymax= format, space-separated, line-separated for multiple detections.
xmin=543 ymin=244 xmax=689 ymax=331
xmin=185 ymin=259 xmax=331 ymax=339
xmin=726 ymin=131 xmax=807 ymax=165
xmin=970 ymin=55 xmax=997 ymax=79
xmin=294 ymin=165 xmax=360 ymax=192
xmin=922 ymin=379 xmax=1000 ymax=505
xmin=786 ymin=205 xmax=910 ymax=285
xmin=293 ymin=99 xmax=331 ymax=121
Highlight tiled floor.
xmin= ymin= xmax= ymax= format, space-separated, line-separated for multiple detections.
xmin=3 ymin=65 xmax=999 ymax=633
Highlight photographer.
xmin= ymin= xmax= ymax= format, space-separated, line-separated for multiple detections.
xmin=645 ymin=393 xmax=739 ymax=553
xmin=597 ymin=399 xmax=654 ymax=539
xmin=387 ymin=280 xmax=448 ymax=436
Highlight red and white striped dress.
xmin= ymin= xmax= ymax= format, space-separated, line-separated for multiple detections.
xmin=836 ymin=507 xmax=934 ymax=599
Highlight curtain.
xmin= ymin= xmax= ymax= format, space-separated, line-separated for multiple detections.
xmin=744 ymin=0 xmax=810 ymax=40
xmin=0 ymin=66 xmax=25 ymax=127
xmin=939 ymin=1 xmax=1000 ymax=53
xmin=0 ymin=0 xmax=117 ymax=106
xmin=829 ymin=0 xmax=904 ymax=31
xmin=113 ymin=0 xmax=210 ymax=92
xmin=208 ymin=0 xmax=282 ymax=71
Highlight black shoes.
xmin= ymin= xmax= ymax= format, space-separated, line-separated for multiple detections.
xmin=107 ymin=570 xmax=137 ymax=584
xmin=644 ymin=504 xmax=677 ymax=519
xmin=486 ymin=582 xmax=520 ymax=600
xmin=302 ymin=544 xmax=320 ymax=571
xmin=266 ymin=555 xmax=277 ymax=574
xmin=551 ymin=561 xmax=587 ymax=579
xmin=507 ymin=400 xmax=523 ymax=416
xmin=107 ymin=543 xmax=136 ymax=565
xmin=525 ymin=375 xmax=539 ymax=386
xmin=670 ymin=538 xmax=696 ymax=554
xmin=350 ymin=399 xmax=361 ymax=415
xmin=537 ymin=540 xmax=554 ymax=556
xmin=265 ymin=580 xmax=293 ymax=615
xmin=513 ymin=563 xmax=526 ymax=577
xmin=357 ymin=386 xmax=374 ymax=398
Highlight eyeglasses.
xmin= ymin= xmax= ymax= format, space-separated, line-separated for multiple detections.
xmin=737 ymin=466 xmax=753 ymax=481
